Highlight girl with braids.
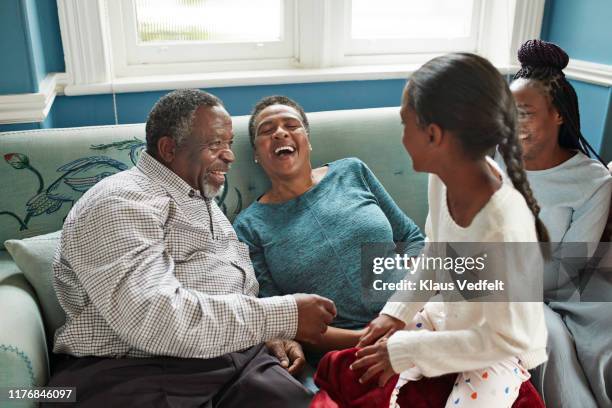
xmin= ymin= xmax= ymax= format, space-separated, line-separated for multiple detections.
xmin=499 ymin=39 xmax=610 ymax=257
xmin=352 ymin=53 xmax=548 ymax=407
xmin=495 ymin=39 xmax=612 ymax=408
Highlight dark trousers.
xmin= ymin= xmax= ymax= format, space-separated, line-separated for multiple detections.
xmin=43 ymin=344 xmax=313 ymax=408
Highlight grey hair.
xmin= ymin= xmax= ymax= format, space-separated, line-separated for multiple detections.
xmin=145 ymin=89 xmax=223 ymax=157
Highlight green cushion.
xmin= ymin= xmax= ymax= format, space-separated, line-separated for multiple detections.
xmin=4 ymin=231 xmax=65 ymax=336
xmin=0 ymin=108 xmax=429 ymax=248
xmin=0 ymin=252 xmax=49 ymax=394
xmin=0 ymin=126 xmax=145 ymax=246
xmin=0 ymin=250 xmax=22 ymax=282
xmin=0 ymin=344 xmax=37 ymax=406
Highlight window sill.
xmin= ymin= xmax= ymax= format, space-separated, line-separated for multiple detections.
xmin=61 ymin=63 xmax=520 ymax=96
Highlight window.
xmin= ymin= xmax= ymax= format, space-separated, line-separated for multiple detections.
xmin=57 ymin=0 xmax=546 ymax=95
xmin=117 ymin=0 xmax=295 ymax=65
xmin=109 ymin=0 xmax=482 ymax=76
xmin=107 ymin=0 xmax=296 ymax=77
xmin=349 ymin=0 xmax=480 ymax=56
xmin=135 ymin=0 xmax=283 ymax=43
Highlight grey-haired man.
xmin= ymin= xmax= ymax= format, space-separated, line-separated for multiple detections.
xmin=46 ymin=89 xmax=335 ymax=407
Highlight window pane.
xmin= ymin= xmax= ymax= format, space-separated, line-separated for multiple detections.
xmin=352 ymin=0 xmax=475 ymax=39
xmin=135 ymin=0 xmax=282 ymax=43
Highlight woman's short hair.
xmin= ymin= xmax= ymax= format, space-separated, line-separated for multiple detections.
xmin=248 ymin=95 xmax=310 ymax=147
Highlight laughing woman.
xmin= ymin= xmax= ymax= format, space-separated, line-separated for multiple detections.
xmin=233 ymin=96 xmax=424 ymax=357
xmin=496 ymin=40 xmax=612 ymax=408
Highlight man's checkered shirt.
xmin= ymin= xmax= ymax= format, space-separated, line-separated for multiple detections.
xmin=52 ymin=151 xmax=298 ymax=358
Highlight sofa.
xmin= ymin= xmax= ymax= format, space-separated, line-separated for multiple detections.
xmin=0 ymin=107 xmax=429 ymax=405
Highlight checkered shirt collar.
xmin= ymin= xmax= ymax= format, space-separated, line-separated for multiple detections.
xmin=137 ymin=151 xmax=203 ymax=200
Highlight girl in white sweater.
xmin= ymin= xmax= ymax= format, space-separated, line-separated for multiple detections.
xmin=351 ymin=53 xmax=549 ymax=407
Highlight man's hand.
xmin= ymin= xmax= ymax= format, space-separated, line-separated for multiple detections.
xmin=357 ymin=314 xmax=405 ymax=347
xmin=293 ymin=294 xmax=337 ymax=344
xmin=350 ymin=338 xmax=397 ymax=387
xmin=266 ymin=339 xmax=306 ymax=376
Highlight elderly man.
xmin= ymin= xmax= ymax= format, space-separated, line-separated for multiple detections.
xmin=46 ymin=89 xmax=335 ymax=407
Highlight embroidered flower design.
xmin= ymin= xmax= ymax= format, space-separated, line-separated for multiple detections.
xmin=4 ymin=153 xmax=30 ymax=169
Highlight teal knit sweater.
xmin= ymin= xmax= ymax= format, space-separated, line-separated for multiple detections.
xmin=234 ymin=158 xmax=424 ymax=329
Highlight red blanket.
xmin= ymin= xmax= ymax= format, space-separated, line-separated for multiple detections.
xmin=311 ymin=348 xmax=545 ymax=408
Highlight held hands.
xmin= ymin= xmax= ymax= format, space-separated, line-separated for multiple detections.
xmin=293 ymin=294 xmax=337 ymax=344
xmin=351 ymin=338 xmax=397 ymax=387
xmin=266 ymin=339 xmax=306 ymax=376
xmin=357 ymin=314 xmax=405 ymax=347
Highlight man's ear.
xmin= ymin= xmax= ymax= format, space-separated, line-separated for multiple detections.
xmin=157 ymin=136 xmax=176 ymax=164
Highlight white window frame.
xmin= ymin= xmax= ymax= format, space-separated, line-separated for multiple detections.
xmin=345 ymin=0 xmax=482 ymax=57
xmin=109 ymin=0 xmax=298 ymax=78
xmin=57 ymin=0 xmax=546 ymax=96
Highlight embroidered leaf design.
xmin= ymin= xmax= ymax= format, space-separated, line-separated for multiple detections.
xmin=90 ymin=137 xmax=146 ymax=165
xmin=63 ymin=172 xmax=115 ymax=192
xmin=90 ymin=137 xmax=144 ymax=151
xmin=26 ymin=192 xmax=63 ymax=216
xmin=57 ymin=156 xmax=128 ymax=172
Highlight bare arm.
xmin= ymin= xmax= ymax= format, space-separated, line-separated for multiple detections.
xmin=303 ymin=326 xmax=366 ymax=352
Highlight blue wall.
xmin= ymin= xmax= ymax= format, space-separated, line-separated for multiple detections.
xmin=542 ymin=0 xmax=612 ymax=65
xmin=29 ymin=0 xmax=64 ymax=75
xmin=0 ymin=0 xmax=62 ymax=131
xmin=0 ymin=0 xmax=63 ymax=94
xmin=602 ymin=95 xmax=612 ymax=160
xmin=541 ymin=0 xmax=612 ymax=160
xmin=569 ymin=81 xmax=611 ymax=155
xmin=1 ymin=0 xmax=611 ymax=161
xmin=50 ymin=79 xmax=407 ymax=128
xmin=0 ymin=1 xmax=38 ymax=93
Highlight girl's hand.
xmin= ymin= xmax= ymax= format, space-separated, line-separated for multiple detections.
xmin=357 ymin=314 xmax=405 ymax=347
xmin=350 ymin=338 xmax=397 ymax=387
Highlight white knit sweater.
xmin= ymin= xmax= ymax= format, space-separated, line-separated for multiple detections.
xmin=382 ymin=159 xmax=548 ymax=377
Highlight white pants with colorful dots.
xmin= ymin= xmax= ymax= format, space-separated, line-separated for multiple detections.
xmin=389 ymin=310 xmax=531 ymax=408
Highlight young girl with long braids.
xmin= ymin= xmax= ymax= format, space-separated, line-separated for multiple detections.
xmin=351 ymin=53 xmax=549 ymax=407
xmin=496 ymin=39 xmax=612 ymax=408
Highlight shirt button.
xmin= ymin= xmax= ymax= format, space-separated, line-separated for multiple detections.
xmin=188 ymin=190 xmax=196 ymax=198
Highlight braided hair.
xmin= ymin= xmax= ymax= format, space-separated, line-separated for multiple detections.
xmin=514 ymin=39 xmax=605 ymax=164
xmin=407 ymin=53 xmax=550 ymax=245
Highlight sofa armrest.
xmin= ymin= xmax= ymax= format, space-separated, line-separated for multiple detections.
xmin=0 ymin=267 xmax=50 ymax=392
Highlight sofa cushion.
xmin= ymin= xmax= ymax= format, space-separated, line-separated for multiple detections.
xmin=0 ymin=251 xmax=49 ymax=389
xmin=0 ymin=249 xmax=22 ymax=282
xmin=0 ymin=126 xmax=145 ymax=246
xmin=1 ymin=108 xmax=429 ymax=247
xmin=5 ymin=231 xmax=65 ymax=336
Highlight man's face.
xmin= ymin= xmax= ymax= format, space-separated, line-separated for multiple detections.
xmin=173 ymin=105 xmax=235 ymax=198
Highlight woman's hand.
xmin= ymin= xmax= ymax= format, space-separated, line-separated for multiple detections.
xmin=350 ymin=338 xmax=397 ymax=387
xmin=357 ymin=314 xmax=405 ymax=347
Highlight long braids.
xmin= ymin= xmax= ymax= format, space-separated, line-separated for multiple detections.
xmin=498 ymin=64 xmax=551 ymax=247
xmin=514 ymin=39 xmax=605 ymax=164
xmin=498 ymin=123 xmax=551 ymax=247
xmin=407 ymin=53 xmax=550 ymax=250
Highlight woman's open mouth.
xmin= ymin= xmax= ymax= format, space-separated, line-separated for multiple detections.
xmin=273 ymin=145 xmax=296 ymax=160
